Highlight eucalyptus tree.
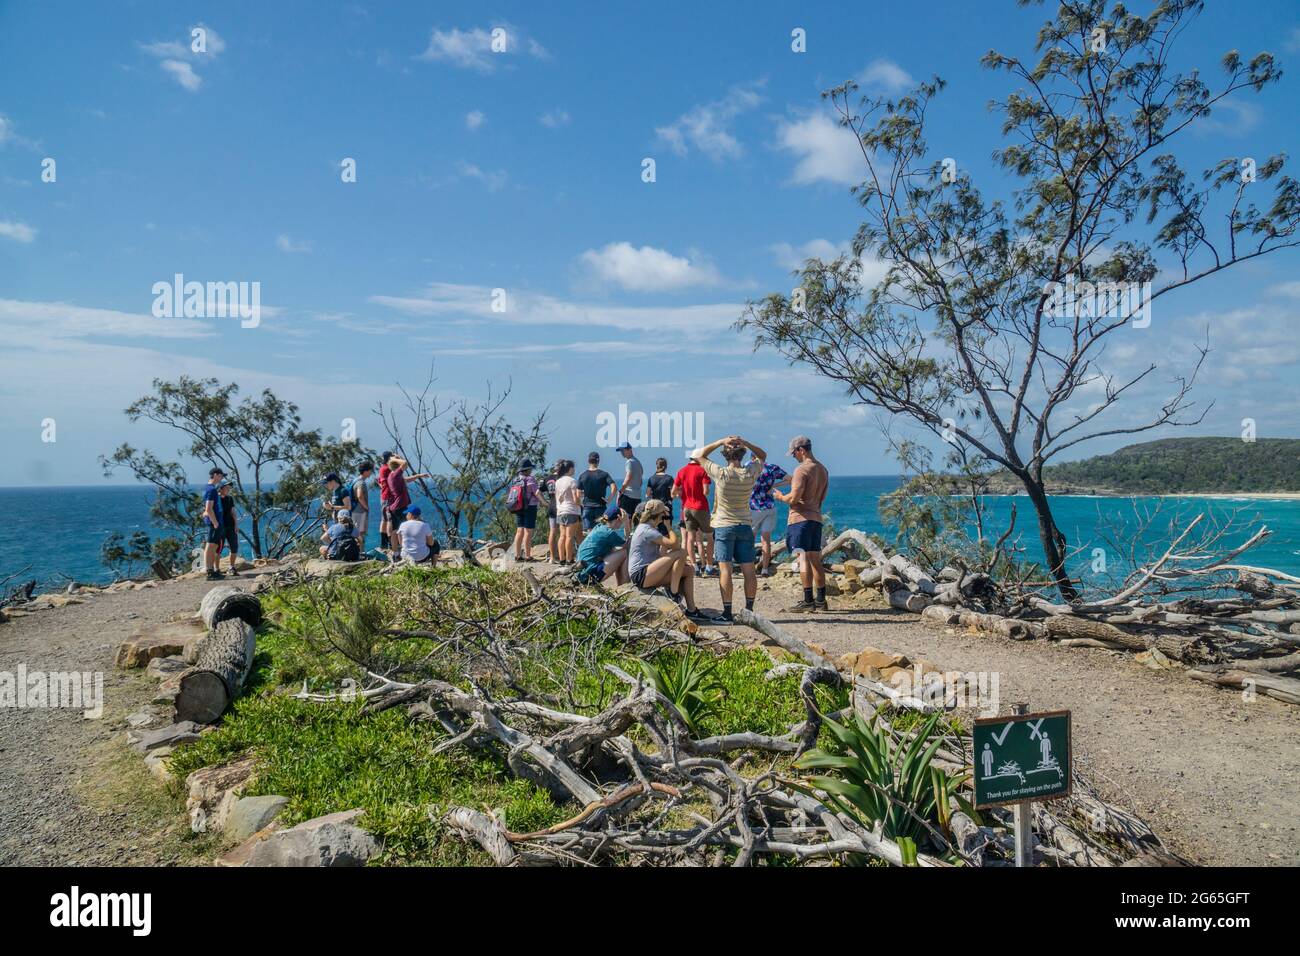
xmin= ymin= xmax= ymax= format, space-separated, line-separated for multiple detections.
xmin=741 ymin=0 xmax=1299 ymax=600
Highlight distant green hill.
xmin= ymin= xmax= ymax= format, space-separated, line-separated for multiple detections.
xmin=989 ymin=437 xmax=1300 ymax=495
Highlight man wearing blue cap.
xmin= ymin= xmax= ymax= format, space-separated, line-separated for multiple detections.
xmin=394 ymin=505 xmax=439 ymax=564
xmin=615 ymin=441 xmax=643 ymax=518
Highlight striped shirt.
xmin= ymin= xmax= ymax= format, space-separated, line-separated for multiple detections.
xmin=696 ymin=457 xmax=763 ymax=527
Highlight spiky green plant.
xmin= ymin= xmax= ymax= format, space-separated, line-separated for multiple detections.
xmin=637 ymin=648 xmax=723 ymax=738
xmin=793 ymin=709 xmax=977 ymax=853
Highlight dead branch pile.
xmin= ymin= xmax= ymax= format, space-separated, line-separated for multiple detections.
xmin=281 ymin=567 xmax=1173 ymax=867
xmin=817 ymin=522 xmax=1300 ymax=707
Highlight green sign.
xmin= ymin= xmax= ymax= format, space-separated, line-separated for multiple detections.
xmin=973 ymin=710 xmax=1071 ymax=808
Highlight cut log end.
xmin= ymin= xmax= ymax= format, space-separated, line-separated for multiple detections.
xmin=175 ymin=670 xmax=230 ymax=724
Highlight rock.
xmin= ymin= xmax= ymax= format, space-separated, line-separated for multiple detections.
xmin=114 ymin=620 xmax=205 ymax=668
xmin=126 ymin=709 xmax=164 ymax=729
xmin=145 ymin=655 xmax=190 ymax=679
xmin=1136 ymin=648 xmax=1178 ymax=671
xmin=841 ymin=647 xmax=910 ymax=678
xmin=290 ymin=808 xmax=365 ymax=831
xmin=214 ymin=821 xmax=284 ymax=867
xmin=132 ymin=721 xmax=203 ymax=753
xmin=186 ymin=755 xmax=258 ymax=833
xmin=39 ymin=593 xmax=86 ymax=608
xmin=145 ymin=747 xmax=175 ymax=784
xmin=842 ymin=572 xmax=862 ymax=594
xmin=303 ymin=559 xmax=380 ymax=578
xmin=223 ymin=795 xmax=290 ymax=842
xmin=245 ymin=822 xmax=380 ymax=867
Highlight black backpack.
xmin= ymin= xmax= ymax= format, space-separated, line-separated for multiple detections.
xmin=328 ymin=534 xmax=361 ymax=562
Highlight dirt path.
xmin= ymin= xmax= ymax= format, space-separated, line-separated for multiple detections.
xmin=740 ymin=576 xmax=1300 ymax=866
xmin=0 ymin=576 xmax=235 ymax=865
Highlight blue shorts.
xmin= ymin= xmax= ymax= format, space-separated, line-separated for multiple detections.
xmin=581 ymin=506 xmax=604 ymax=530
xmin=515 ymin=505 xmax=538 ymax=529
xmin=714 ymin=523 xmax=756 ymax=565
xmin=786 ymin=519 xmax=823 ymax=554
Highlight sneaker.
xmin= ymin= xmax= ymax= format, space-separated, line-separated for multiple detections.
xmin=784 ymin=599 xmax=816 ymax=613
xmin=684 ymin=608 xmax=712 ymax=623
xmin=719 ymin=609 xmax=735 ymax=623
xmin=814 ymin=601 xmax=830 ymax=613
xmin=226 ymin=569 xmax=240 ymax=578
xmin=205 ymin=570 xmax=225 ymax=581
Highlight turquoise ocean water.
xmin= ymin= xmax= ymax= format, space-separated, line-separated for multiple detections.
xmin=2 ymin=479 xmax=1298 ymax=589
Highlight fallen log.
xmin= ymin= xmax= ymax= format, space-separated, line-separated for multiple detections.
xmin=733 ymin=608 xmax=835 ymax=669
xmin=1042 ymin=615 xmax=1221 ymax=664
xmin=199 ymin=584 xmax=262 ymax=630
xmin=175 ymin=618 xmax=257 ymax=723
xmin=1186 ymin=668 xmax=1300 ymax=705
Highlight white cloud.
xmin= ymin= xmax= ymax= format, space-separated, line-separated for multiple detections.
xmin=775 ymin=112 xmax=863 ymax=186
xmin=160 ymin=60 xmax=202 ymax=92
xmin=276 ymin=234 xmax=313 ymax=254
xmin=859 ymin=58 xmax=914 ymax=94
xmin=0 ymin=220 xmax=36 ymax=243
xmin=141 ymin=23 xmax=224 ymax=92
xmin=655 ymin=81 xmax=764 ymax=162
xmin=416 ymin=24 xmax=546 ymax=72
xmin=465 ymin=110 xmax=485 ymax=130
xmin=579 ymin=242 xmax=721 ymax=292
xmin=369 ymin=281 xmax=743 ymax=334
xmin=0 ymin=298 xmax=214 ymax=339
xmin=770 ymin=239 xmax=842 ymax=271
xmin=456 ymin=161 xmax=508 ymax=192
xmin=539 ymin=108 xmax=571 ymax=128
xmin=1196 ymin=99 xmax=1262 ymax=137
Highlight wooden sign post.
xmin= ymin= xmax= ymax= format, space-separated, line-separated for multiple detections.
xmin=972 ymin=704 xmax=1072 ymax=868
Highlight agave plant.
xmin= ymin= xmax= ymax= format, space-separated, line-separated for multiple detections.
xmin=793 ymin=708 xmax=977 ymax=852
xmin=637 ymin=648 xmax=723 ymax=738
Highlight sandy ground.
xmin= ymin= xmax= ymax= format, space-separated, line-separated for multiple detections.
xmin=2 ymin=565 xmax=1297 ymax=866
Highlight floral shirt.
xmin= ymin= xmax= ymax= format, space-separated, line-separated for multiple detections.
xmin=749 ymin=463 xmax=788 ymax=511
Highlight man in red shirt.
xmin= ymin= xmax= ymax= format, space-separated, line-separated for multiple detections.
xmin=673 ymin=456 xmax=715 ymax=575
xmin=384 ymin=454 xmax=431 ymax=560
xmin=377 ymin=453 xmax=393 ymax=552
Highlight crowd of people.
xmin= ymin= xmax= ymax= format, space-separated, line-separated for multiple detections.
xmin=506 ymin=434 xmax=831 ymax=622
xmin=197 ymin=436 xmax=831 ymax=624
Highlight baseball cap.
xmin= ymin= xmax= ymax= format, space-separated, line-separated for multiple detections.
xmin=604 ymin=501 xmax=621 ymax=521
xmin=787 ymin=435 xmax=812 ymax=456
xmin=406 ymin=505 xmax=421 ymax=518
xmin=337 ymin=509 xmax=351 ymax=521
xmin=321 ymin=472 xmax=341 ymax=484
xmin=209 ymin=466 xmax=225 ymax=477
xmin=615 ymin=441 xmax=632 ymax=451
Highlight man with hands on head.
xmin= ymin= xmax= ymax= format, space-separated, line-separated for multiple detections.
xmin=691 ymin=435 xmax=765 ymax=623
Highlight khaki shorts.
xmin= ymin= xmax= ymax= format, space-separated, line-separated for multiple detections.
xmin=683 ymin=507 xmax=712 ymax=532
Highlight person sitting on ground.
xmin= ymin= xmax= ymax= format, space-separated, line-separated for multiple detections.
xmin=774 ymin=434 xmax=830 ymax=612
xmin=575 ymin=502 xmax=631 ymax=586
xmin=394 ymin=505 xmax=440 ymax=564
xmin=551 ymin=459 xmax=582 ymax=564
xmin=627 ymin=500 xmax=707 ymax=622
xmin=217 ymin=480 xmax=241 ymax=577
xmin=693 ymin=435 xmax=766 ymax=622
xmin=508 ymin=459 xmax=547 ymax=562
xmin=320 ymin=509 xmax=361 ymax=562
xmin=748 ymin=457 xmax=790 ymax=577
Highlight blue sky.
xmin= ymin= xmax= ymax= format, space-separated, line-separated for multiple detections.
xmin=2 ymin=0 xmax=1300 ymax=486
